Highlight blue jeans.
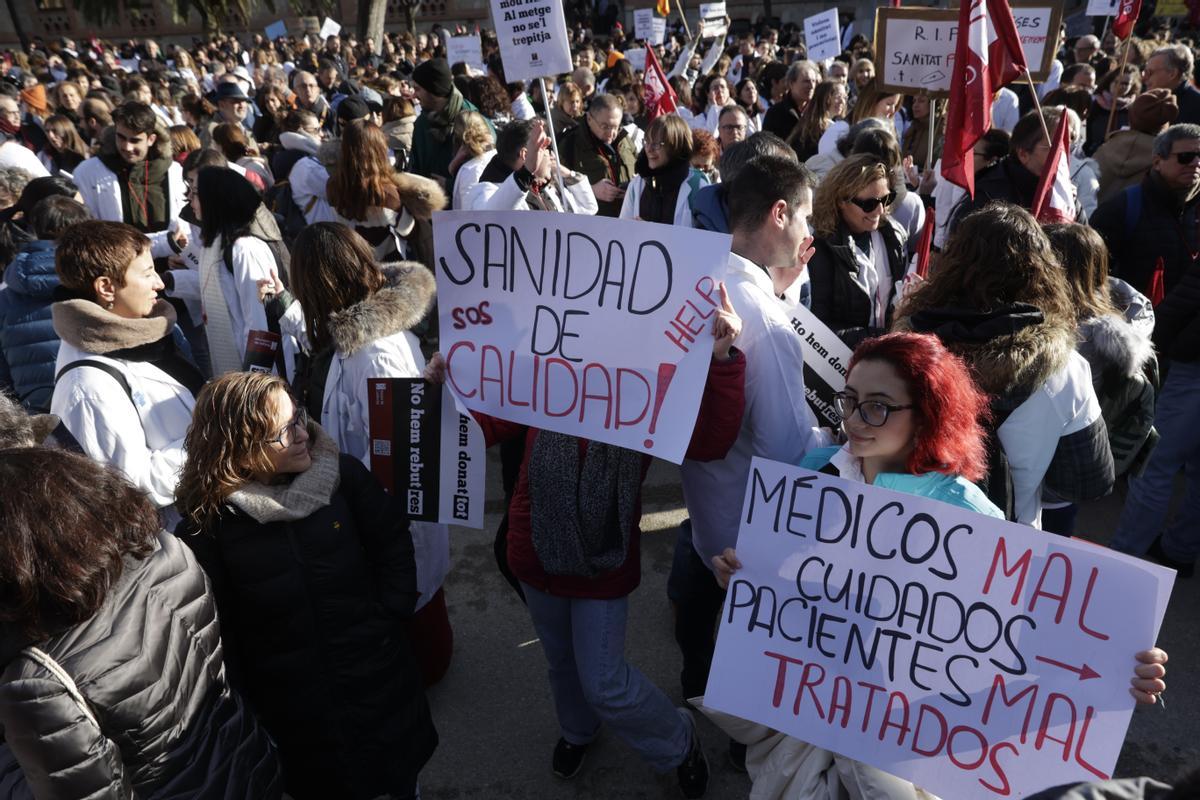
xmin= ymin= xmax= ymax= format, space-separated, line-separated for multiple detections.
xmin=1111 ymin=360 xmax=1200 ymax=561
xmin=520 ymin=582 xmax=692 ymax=772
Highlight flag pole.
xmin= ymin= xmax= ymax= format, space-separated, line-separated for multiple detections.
xmin=538 ymin=76 xmax=569 ymax=211
xmin=1022 ymin=67 xmax=1054 ymax=145
xmin=926 ymin=94 xmax=936 ymax=171
xmin=676 ymin=0 xmax=694 ymax=44
xmin=1104 ymin=39 xmax=1134 ymax=141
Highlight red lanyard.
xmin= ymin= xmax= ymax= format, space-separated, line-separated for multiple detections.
xmin=594 ymin=143 xmax=618 ymax=184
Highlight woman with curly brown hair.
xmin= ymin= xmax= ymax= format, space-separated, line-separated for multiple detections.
xmin=325 ymin=119 xmax=445 ymax=263
xmin=176 ymin=371 xmax=436 ymax=800
xmin=0 ymin=448 xmax=282 ymax=798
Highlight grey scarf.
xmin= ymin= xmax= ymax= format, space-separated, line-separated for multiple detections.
xmin=527 ymin=431 xmax=642 ymax=577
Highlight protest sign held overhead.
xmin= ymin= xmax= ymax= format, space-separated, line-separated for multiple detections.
xmin=634 ymin=8 xmax=655 ymax=41
xmin=368 ymin=378 xmax=486 ymax=529
xmin=264 ymin=19 xmax=287 ymax=40
xmin=433 ymin=211 xmax=732 ymax=464
xmin=447 ymin=34 xmax=485 ymax=72
xmin=875 ymin=1 xmax=1060 ymax=97
xmin=490 ymin=0 xmax=572 ymax=82
xmin=319 ymin=17 xmax=341 ymax=40
xmin=804 ymin=9 xmax=842 ymax=62
xmin=705 ymin=457 xmax=1174 ymax=799
xmin=699 ymin=1 xmax=728 ymax=39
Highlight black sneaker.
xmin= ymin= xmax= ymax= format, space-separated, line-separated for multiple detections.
xmin=552 ymin=738 xmax=589 ymax=780
xmin=677 ymin=709 xmax=710 ymax=799
xmin=728 ymin=739 xmax=747 ymax=773
xmin=1147 ymin=536 xmax=1195 ymax=578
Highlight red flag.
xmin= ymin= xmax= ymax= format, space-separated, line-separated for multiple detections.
xmin=941 ymin=0 xmax=1030 ymax=196
xmin=1113 ymin=0 xmax=1141 ymax=40
xmin=914 ymin=210 xmax=937 ymax=278
xmin=1149 ymin=257 xmax=1166 ymax=306
xmin=890 ymin=0 xmax=902 ymax=7
xmin=1030 ymin=112 xmax=1076 ymax=224
xmin=643 ymin=46 xmax=678 ymax=122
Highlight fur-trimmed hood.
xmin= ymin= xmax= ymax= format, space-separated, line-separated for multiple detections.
xmin=1078 ymin=312 xmax=1155 ymax=379
xmin=326 ymin=263 xmax=436 ymax=356
xmin=896 ymin=303 xmax=1077 ymax=400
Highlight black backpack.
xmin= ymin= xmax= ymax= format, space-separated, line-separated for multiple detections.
xmin=264 ymin=178 xmax=316 ymax=247
xmin=977 ymin=404 xmax=1017 ymax=522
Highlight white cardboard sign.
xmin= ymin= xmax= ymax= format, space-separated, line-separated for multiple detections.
xmin=490 ymin=0 xmax=573 ymax=82
xmin=652 ymin=17 xmax=667 ymax=44
xmin=433 ymin=211 xmax=732 ymax=464
xmin=705 ymin=457 xmax=1174 ymax=800
xmin=700 ymin=1 xmax=728 ymax=39
xmin=804 ymin=8 xmax=842 ymax=63
xmin=319 ymin=17 xmax=341 ymax=40
xmin=623 ymin=47 xmax=647 ymax=72
xmin=447 ymin=34 xmax=485 ymax=73
xmin=634 ymin=8 xmax=655 ymax=41
xmin=1086 ymin=0 xmax=1119 ymax=15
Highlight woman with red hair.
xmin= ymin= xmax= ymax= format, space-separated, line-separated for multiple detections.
xmin=711 ymin=331 xmax=1168 ymax=799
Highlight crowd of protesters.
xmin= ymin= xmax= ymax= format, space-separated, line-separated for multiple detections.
xmin=0 ymin=9 xmax=1194 ymax=799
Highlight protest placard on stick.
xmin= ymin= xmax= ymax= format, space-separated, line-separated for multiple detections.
xmin=704 ymin=456 xmax=1174 ymax=799
xmin=433 ymin=210 xmax=732 ymax=464
xmin=490 ymin=0 xmax=572 ymax=82
xmin=804 ymin=9 xmax=842 ymax=62
xmin=447 ymin=34 xmax=485 ymax=73
xmin=368 ymin=378 xmax=486 ymax=528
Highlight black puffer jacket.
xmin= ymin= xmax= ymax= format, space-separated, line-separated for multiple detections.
xmin=808 ymin=217 xmax=907 ymax=348
xmin=179 ymin=430 xmax=436 ymax=800
xmin=0 ymin=532 xmax=282 ymax=799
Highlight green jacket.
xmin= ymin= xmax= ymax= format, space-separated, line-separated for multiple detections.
xmin=558 ymin=121 xmax=637 ymax=217
xmin=410 ymin=96 xmax=482 ymax=181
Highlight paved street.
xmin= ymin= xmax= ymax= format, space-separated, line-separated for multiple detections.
xmin=420 ymin=452 xmax=1200 ymax=799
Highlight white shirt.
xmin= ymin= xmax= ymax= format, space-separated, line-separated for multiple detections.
xmin=454 ymin=150 xmax=496 ymax=210
xmin=0 ymin=140 xmax=50 ymax=178
xmin=680 ymin=252 xmax=824 ymax=566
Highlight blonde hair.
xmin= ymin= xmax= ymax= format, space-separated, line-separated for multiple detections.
xmin=811 ymin=154 xmax=890 ymax=238
xmin=454 ymin=110 xmax=494 ymax=158
xmin=850 ymin=79 xmax=900 ymax=125
xmin=176 ymin=372 xmax=294 ymax=527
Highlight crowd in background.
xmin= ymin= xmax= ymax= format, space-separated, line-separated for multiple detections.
xmin=0 ymin=7 xmax=1194 ymax=799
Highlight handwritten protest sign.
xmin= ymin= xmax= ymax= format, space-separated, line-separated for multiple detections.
xmin=368 ymin=378 xmax=486 ymax=528
xmin=634 ymin=7 xmax=655 ymax=41
xmin=705 ymin=457 xmax=1174 ymax=799
xmin=1086 ymin=0 xmax=1118 ymax=14
xmin=652 ymin=17 xmax=667 ymax=44
xmin=490 ymin=0 xmax=572 ymax=82
xmin=804 ymin=9 xmax=842 ymax=62
xmin=623 ymin=47 xmax=647 ymax=72
xmin=433 ymin=210 xmax=732 ymax=464
xmin=447 ymin=34 xmax=485 ymax=73
xmin=786 ymin=301 xmax=851 ymax=429
xmin=875 ymin=2 xmax=1061 ymax=97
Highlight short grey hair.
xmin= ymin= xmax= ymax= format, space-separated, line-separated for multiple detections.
xmin=0 ymin=167 xmax=32 ymax=203
xmin=1153 ymin=123 xmax=1200 ymax=157
xmin=786 ymin=60 xmax=820 ymax=85
xmin=1153 ymin=45 xmax=1194 ymax=81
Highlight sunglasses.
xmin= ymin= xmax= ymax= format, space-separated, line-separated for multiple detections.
xmin=846 ymin=192 xmax=896 ymax=213
xmin=1173 ymin=151 xmax=1200 ymax=165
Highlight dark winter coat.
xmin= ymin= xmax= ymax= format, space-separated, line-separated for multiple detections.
xmin=0 ymin=240 xmax=61 ymax=411
xmin=761 ymin=94 xmax=803 ymax=141
xmin=0 ymin=531 xmax=282 ymax=799
xmin=807 ymin=218 xmax=908 ymax=348
xmin=948 ymin=156 xmax=1041 ymax=231
xmin=179 ymin=433 xmax=436 ymax=800
xmin=558 ymin=120 xmax=637 ymax=217
xmin=1091 ymin=172 xmax=1200 ymax=299
xmin=1153 ymin=242 xmax=1200 ymax=363
xmin=474 ymin=354 xmax=746 ymax=600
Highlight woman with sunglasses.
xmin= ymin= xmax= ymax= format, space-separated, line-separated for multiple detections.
xmin=176 ymin=371 xmax=437 ymax=800
xmin=711 ymin=332 xmax=1169 ymax=799
xmin=806 ymin=154 xmax=909 ymax=348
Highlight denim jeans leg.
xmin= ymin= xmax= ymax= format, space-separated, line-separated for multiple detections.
xmin=1161 ymin=447 xmax=1200 ymax=562
xmin=666 ymin=520 xmax=727 ymax=699
xmin=1110 ymin=361 xmax=1200 ymax=555
xmin=569 ymin=594 xmax=692 ymax=772
xmin=521 ymin=582 xmax=601 ymax=746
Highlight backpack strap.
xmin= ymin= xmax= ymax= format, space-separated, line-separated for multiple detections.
xmin=55 ymin=359 xmax=134 ymax=407
xmin=1123 ymin=183 xmax=1143 ymax=239
xmin=23 ymin=646 xmax=99 ymax=727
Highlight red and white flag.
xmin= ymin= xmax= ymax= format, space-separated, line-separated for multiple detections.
xmin=941 ymin=0 xmax=1029 ymax=196
xmin=643 ymin=46 xmax=678 ymax=122
xmin=1113 ymin=0 xmax=1142 ymax=39
xmin=1030 ymin=112 xmax=1076 ymax=224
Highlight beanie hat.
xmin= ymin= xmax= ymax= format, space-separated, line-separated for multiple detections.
xmin=413 ymin=58 xmax=453 ymax=98
xmin=336 ymin=94 xmax=371 ymax=123
xmin=1128 ymin=89 xmax=1179 ymax=135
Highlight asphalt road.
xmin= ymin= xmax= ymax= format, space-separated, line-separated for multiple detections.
xmin=419 ymin=453 xmax=1200 ymax=799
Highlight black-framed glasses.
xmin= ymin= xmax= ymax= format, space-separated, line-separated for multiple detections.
xmin=1173 ymin=151 xmax=1200 ymax=165
xmin=265 ymin=406 xmax=309 ymax=447
xmin=847 ymin=192 xmax=896 ymax=213
xmin=833 ymin=392 xmax=913 ymax=427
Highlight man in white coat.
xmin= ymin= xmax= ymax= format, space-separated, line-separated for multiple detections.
xmin=672 ymin=153 xmax=826 ymax=738
xmin=468 ymin=119 xmax=598 ymax=214
xmin=72 ymin=102 xmax=187 ymax=258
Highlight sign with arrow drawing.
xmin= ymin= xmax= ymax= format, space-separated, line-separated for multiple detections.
xmin=704 ymin=456 xmax=1174 ymax=800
